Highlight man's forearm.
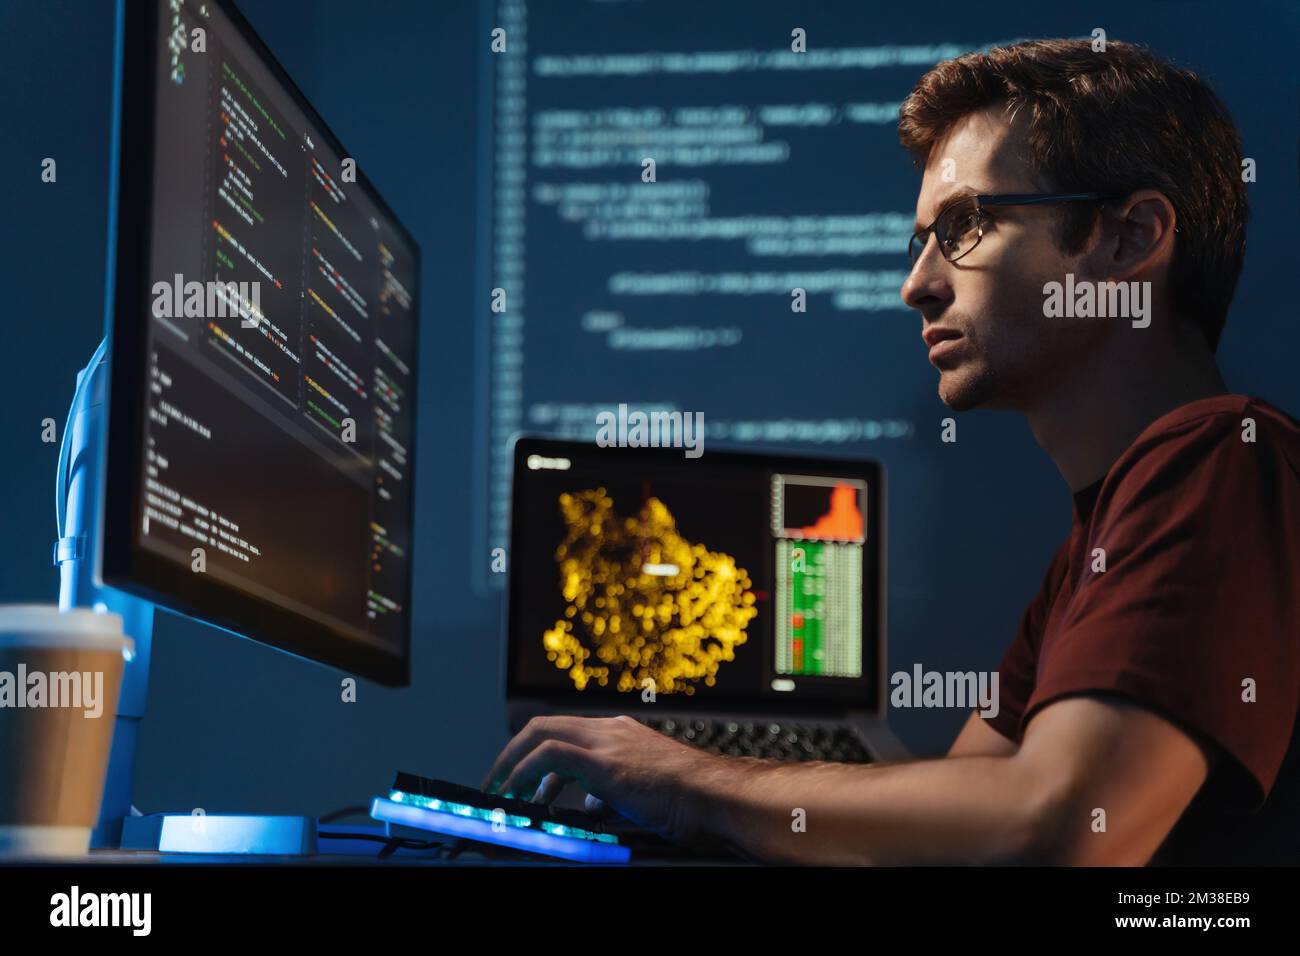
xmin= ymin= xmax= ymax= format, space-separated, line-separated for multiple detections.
xmin=689 ymin=752 xmax=1055 ymax=865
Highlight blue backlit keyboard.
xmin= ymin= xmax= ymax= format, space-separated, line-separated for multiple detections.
xmin=370 ymin=772 xmax=632 ymax=863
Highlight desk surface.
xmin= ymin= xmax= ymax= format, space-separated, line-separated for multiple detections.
xmin=5 ymin=846 xmax=744 ymax=866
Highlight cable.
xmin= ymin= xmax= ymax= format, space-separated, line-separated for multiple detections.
xmin=317 ymin=831 xmax=444 ymax=850
xmin=317 ymin=830 xmax=448 ymax=859
xmin=317 ymin=808 xmax=452 ymax=858
xmin=318 ymin=805 xmax=372 ymax=824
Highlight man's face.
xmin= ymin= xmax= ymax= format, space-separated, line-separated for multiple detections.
xmin=900 ymin=106 xmax=1103 ymax=411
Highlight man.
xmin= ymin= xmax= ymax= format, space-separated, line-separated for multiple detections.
xmin=483 ymin=39 xmax=1300 ymax=865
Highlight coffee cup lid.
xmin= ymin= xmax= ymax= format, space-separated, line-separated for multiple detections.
xmin=0 ymin=605 xmax=134 ymax=653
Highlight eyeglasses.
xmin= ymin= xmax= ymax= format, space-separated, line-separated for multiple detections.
xmin=907 ymin=192 xmax=1122 ymax=264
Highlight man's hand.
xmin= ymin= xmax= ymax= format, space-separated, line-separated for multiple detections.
xmin=480 ymin=715 xmax=735 ymax=846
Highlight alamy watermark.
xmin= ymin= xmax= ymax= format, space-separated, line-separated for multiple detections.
xmin=0 ymin=666 xmax=104 ymax=718
xmin=890 ymin=664 xmax=999 ymax=719
xmin=595 ymin=403 xmax=704 ymax=458
xmin=151 ymin=273 xmax=263 ymax=328
xmin=50 ymin=886 xmax=151 ymax=936
xmin=1043 ymin=274 xmax=1150 ymax=328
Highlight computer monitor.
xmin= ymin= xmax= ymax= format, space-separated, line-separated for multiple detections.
xmin=101 ymin=0 xmax=420 ymax=684
xmin=506 ymin=437 xmax=883 ymax=713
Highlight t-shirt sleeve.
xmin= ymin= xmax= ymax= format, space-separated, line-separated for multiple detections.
xmin=1022 ymin=407 xmax=1300 ymax=810
xmin=985 ymin=540 xmax=1070 ymax=743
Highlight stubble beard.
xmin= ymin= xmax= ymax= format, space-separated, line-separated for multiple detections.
xmin=937 ymin=359 xmax=1005 ymax=412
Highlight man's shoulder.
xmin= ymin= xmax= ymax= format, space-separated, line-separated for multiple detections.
xmin=1137 ymin=393 xmax=1297 ymax=448
xmin=1101 ymin=394 xmax=1300 ymax=509
xmin=1133 ymin=393 xmax=1296 ymax=445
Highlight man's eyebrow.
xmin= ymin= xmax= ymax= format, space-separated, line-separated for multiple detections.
xmin=913 ymin=187 xmax=980 ymax=233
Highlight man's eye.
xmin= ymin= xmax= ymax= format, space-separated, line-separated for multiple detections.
xmin=949 ymin=211 xmax=980 ymax=236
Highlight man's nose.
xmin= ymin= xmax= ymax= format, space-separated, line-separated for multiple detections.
xmin=900 ymin=235 xmax=953 ymax=313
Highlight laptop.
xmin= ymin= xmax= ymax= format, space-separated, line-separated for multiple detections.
xmin=504 ymin=436 xmax=907 ymax=765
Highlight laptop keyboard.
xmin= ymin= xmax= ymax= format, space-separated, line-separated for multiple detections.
xmin=637 ymin=717 xmax=872 ymax=763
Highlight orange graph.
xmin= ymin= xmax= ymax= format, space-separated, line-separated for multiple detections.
xmin=798 ymin=483 xmax=863 ymax=540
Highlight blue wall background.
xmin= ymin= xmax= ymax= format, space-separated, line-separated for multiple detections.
xmin=1 ymin=0 xmax=1296 ymax=818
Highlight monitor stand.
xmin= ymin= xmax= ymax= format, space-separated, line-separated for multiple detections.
xmin=56 ymin=340 xmax=314 ymax=855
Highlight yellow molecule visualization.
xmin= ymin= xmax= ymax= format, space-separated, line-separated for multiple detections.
xmin=542 ymin=488 xmax=757 ymax=695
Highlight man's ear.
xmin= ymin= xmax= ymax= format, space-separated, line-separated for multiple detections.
xmin=1086 ymin=188 xmax=1177 ymax=281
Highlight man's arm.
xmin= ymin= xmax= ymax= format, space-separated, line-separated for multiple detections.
xmin=705 ymin=695 xmax=1214 ymax=864
xmin=485 ymin=697 xmax=1214 ymax=865
xmin=948 ymin=710 xmax=1018 ymax=758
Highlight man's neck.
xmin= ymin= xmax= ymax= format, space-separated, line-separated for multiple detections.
xmin=1024 ymin=331 xmax=1229 ymax=493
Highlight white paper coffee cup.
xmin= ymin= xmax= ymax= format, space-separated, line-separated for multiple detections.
xmin=0 ymin=605 xmax=134 ymax=858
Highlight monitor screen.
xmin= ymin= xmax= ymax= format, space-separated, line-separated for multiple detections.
xmin=102 ymin=0 xmax=419 ymax=684
xmin=507 ymin=439 xmax=882 ymax=711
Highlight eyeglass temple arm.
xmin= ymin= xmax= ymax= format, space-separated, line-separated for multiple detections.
xmin=976 ymin=192 xmax=1120 ymax=206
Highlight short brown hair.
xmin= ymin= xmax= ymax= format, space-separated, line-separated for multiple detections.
xmin=898 ymin=39 xmax=1248 ymax=351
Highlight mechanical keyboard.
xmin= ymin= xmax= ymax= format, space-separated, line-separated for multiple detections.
xmin=370 ymin=772 xmax=633 ymax=863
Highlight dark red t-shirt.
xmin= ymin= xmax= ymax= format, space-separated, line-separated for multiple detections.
xmin=986 ymin=394 xmax=1300 ymax=865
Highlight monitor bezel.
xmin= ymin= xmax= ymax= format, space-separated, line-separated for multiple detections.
xmin=504 ymin=436 xmax=887 ymax=716
xmin=100 ymin=0 xmax=419 ymax=686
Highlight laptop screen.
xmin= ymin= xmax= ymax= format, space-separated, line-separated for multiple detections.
xmin=506 ymin=438 xmax=882 ymax=713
